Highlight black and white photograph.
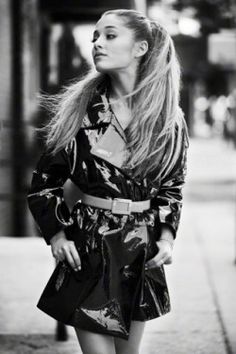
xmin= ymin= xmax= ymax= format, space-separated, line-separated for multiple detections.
xmin=0 ymin=0 xmax=236 ymax=353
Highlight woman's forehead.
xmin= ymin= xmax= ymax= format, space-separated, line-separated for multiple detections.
xmin=95 ymin=14 xmax=126 ymax=31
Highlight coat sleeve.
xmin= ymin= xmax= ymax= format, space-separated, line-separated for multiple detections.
xmin=151 ymin=123 xmax=189 ymax=239
xmin=27 ymin=146 xmax=74 ymax=245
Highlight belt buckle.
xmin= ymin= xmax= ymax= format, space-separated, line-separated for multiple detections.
xmin=111 ymin=198 xmax=132 ymax=215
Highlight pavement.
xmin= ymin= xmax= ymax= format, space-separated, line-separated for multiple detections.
xmin=0 ymin=136 xmax=236 ymax=354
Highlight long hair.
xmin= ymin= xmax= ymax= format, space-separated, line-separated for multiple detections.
xmin=39 ymin=9 xmax=189 ymax=181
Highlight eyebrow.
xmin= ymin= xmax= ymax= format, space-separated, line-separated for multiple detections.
xmin=104 ymin=25 xmax=117 ymax=29
xmin=93 ymin=25 xmax=118 ymax=35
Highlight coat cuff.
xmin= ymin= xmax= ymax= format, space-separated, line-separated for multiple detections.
xmin=28 ymin=195 xmax=74 ymax=245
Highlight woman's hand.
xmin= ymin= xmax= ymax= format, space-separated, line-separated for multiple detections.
xmin=50 ymin=231 xmax=81 ymax=272
xmin=145 ymin=225 xmax=174 ymax=270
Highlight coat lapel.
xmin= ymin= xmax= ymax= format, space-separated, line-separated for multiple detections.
xmin=86 ymin=80 xmax=128 ymax=169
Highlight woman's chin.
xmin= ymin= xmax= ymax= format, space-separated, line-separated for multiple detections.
xmin=94 ymin=63 xmax=113 ymax=74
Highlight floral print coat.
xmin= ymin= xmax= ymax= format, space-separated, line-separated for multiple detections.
xmin=27 ymin=81 xmax=189 ymax=340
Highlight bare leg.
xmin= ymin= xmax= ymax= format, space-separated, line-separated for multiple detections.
xmin=74 ymin=327 xmax=116 ymax=354
xmin=114 ymin=321 xmax=146 ymax=354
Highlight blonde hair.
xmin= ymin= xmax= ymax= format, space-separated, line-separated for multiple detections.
xmin=39 ymin=9 xmax=189 ymax=181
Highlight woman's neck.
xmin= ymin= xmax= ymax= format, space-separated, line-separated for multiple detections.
xmin=106 ymin=70 xmax=136 ymax=130
xmin=108 ymin=69 xmax=137 ymax=101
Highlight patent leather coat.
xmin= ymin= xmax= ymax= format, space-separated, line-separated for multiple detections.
xmin=27 ymin=81 xmax=189 ymax=340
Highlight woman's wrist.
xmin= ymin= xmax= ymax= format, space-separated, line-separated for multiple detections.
xmin=158 ymin=224 xmax=175 ymax=249
xmin=158 ymin=238 xmax=174 ymax=250
xmin=50 ymin=231 xmax=67 ymax=246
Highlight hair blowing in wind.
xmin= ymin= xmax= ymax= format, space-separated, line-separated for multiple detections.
xmin=39 ymin=9 xmax=189 ymax=181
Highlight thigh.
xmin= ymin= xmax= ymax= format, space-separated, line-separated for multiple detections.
xmin=74 ymin=327 xmax=116 ymax=354
xmin=114 ymin=321 xmax=146 ymax=354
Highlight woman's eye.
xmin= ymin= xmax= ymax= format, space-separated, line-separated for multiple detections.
xmin=91 ymin=34 xmax=116 ymax=43
xmin=107 ymin=34 xmax=116 ymax=39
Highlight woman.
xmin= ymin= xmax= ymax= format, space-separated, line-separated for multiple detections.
xmin=27 ymin=9 xmax=189 ymax=354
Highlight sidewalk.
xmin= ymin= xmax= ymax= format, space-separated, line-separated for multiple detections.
xmin=0 ymin=137 xmax=236 ymax=354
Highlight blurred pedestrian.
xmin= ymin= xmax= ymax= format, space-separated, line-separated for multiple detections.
xmin=223 ymin=90 xmax=236 ymax=147
xmin=27 ymin=9 xmax=189 ymax=354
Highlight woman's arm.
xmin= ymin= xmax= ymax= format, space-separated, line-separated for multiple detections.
xmin=27 ymin=146 xmax=81 ymax=271
xmin=153 ymin=124 xmax=189 ymax=240
xmin=147 ymin=124 xmax=189 ymax=268
xmin=27 ymin=147 xmax=74 ymax=245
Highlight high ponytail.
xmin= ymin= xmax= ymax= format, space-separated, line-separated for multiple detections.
xmin=103 ymin=10 xmax=188 ymax=180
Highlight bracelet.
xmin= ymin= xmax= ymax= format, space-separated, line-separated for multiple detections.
xmin=158 ymin=238 xmax=174 ymax=250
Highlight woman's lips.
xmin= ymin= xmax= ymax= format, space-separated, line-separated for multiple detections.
xmin=94 ymin=54 xmax=107 ymax=59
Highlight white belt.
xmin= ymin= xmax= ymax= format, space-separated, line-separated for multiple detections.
xmin=80 ymin=192 xmax=151 ymax=215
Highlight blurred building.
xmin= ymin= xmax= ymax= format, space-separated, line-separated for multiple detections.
xmin=0 ymin=0 xmax=146 ymax=237
xmin=148 ymin=0 xmax=236 ymax=139
xmin=208 ymin=30 xmax=236 ymax=91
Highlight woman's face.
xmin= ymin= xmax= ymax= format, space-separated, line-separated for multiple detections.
xmin=92 ymin=14 xmax=139 ymax=73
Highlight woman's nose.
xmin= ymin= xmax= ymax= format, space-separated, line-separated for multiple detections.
xmin=94 ymin=36 xmax=104 ymax=49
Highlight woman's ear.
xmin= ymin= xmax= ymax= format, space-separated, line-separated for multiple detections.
xmin=134 ymin=40 xmax=149 ymax=58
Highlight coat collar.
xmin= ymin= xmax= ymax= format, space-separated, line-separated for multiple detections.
xmin=86 ymin=76 xmax=112 ymax=126
xmin=84 ymin=76 xmax=126 ymax=142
